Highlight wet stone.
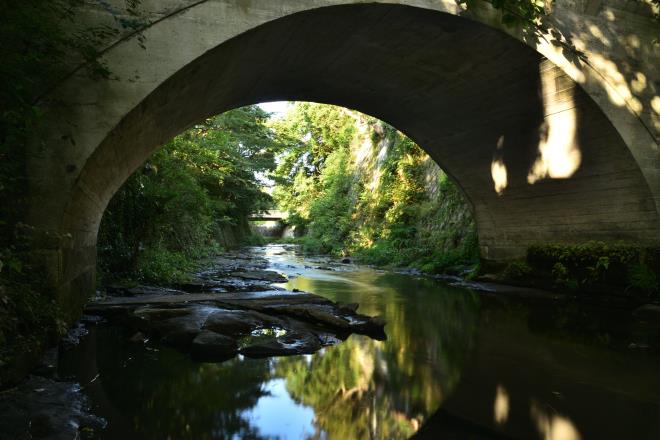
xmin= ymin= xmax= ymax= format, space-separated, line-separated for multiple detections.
xmin=0 ymin=375 xmax=105 ymax=440
xmin=154 ymin=312 xmax=211 ymax=349
xmin=313 ymin=331 xmax=346 ymax=346
xmin=161 ymin=327 xmax=201 ymax=350
xmin=229 ymin=269 xmax=288 ymax=283
xmin=633 ymin=304 xmax=660 ymax=319
xmin=265 ymin=304 xmax=353 ymax=330
xmin=338 ymin=302 xmax=359 ymax=313
xmin=60 ymin=323 xmax=89 ymax=349
xmin=133 ymin=306 xmax=192 ymax=322
xmin=175 ymin=279 xmax=231 ymax=293
xmin=191 ymin=331 xmax=238 ymax=361
xmin=203 ymin=309 xmax=284 ymax=336
xmin=240 ymin=330 xmax=322 ymax=358
xmin=105 ymin=284 xmax=186 ymax=297
xmin=129 ymin=332 xmax=148 ymax=343
xmin=86 ymin=249 xmax=387 ymax=361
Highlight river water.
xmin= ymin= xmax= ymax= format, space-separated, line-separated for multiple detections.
xmin=60 ymin=245 xmax=660 ymax=439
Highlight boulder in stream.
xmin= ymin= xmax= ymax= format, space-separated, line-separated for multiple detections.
xmin=191 ymin=331 xmax=238 ymax=361
xmin=203 ymin=309 xmax=284 ymax=335
xmin=240 ymin=330 xmax=322 ymax=358
xmin=86 ymin=288 xmax=388 ymax=359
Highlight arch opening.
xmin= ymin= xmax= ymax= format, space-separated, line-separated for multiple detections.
xmin=97 ymin=100 xmax=479 ymax=283
xmin=53 ymin=3 xmax=659 ymax=314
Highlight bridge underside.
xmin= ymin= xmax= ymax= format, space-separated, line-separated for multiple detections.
xmin=248 ymin=211 xmax=288 ymax=222
xmin=28 ymin=3 xmax=659 ymax=318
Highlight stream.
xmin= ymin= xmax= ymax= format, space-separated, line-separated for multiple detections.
xmin=57 ymin=244 xmax=660 ymax=439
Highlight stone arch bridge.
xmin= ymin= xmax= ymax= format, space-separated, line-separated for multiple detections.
xmin=25 ymin=0 xmax=659 ymax=318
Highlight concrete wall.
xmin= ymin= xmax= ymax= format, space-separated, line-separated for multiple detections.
xmin=24 ymin=0 xmax=660 ymax=319
xmin=251 ymin=222 xmax=286 ymax=239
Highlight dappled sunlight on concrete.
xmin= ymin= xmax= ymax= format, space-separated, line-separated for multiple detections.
xmin=652 ymin=97 xmax=660 ymax=143
xmin=528 ymin=66 xmax=581 ymax=184
xmin=587 ymin=53 xmax=644 ymax=113
xmin=525 ymin=2 xmax=657 ymax=153
xmin=531 ymin=401 xmax=582 ymax=440
xmin=491 ymin=159 xmax=508 ymax=195
xmin=538 ymin=3 xmax=657 ymax=142
xmin=491 ymin=135 xmax=508 ymax=195
xmin=493 ymin=384 xmax=509 ymax=425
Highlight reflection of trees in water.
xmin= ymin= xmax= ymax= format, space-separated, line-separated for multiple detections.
xmin=274 ymin=339 xmax=418 ymax=440
xmin=273 ymin=278 xmax=480 ymax=440
xmin=86 ymin=273 xmax=480 ymax=439
xmin=94 ymin=327 xmax=271 ymax=439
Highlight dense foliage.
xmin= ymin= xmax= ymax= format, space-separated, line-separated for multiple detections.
xmin=500 ymin=242 xmax=660 ymax=297
xmin=98 ymin=106 xmax=280 ymax=284
xmin=272 ymin=103 xmax=478 ymax=273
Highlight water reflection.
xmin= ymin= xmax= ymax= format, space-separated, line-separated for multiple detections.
xmin=59 ymin=245 xmax=660 ymax=439
xmin=61 ymin=247 xmax=479 ymax=439
xmin=243 ymin=379 xmax=316 ymax=439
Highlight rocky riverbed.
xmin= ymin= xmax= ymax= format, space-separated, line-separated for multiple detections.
xmin=87 ymin=289 xmax=386 ymax=361
xmin=0 ymin=247 xmax=387 ymax=439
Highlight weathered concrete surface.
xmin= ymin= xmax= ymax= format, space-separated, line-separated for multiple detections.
xmin=23 ymin=0 xmax=660 ymax=319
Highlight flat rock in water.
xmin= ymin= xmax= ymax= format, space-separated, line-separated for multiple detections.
xmin=0 ymin=375 xmax=105 ymax=440
xmin=264 ymin=304 xmax=353 ymax=330
xmin=191 ymin=331 xmax=238 ymax=361
xmin=87 ymin=284 xmax=387 ymax=359
xmin=240 ymin=330 xmax=322 ymax=358
xmin=633 ymin=304 xmax=660 ymax=319
xmin=105 ymin=284 xmax=186 ymax=297
xmin=152 ymin=308 xmax=214 ymax=349
xmin=89 ymin=290 xmax=327 ymax=308
xmin=175 ymin=279 xmax=231 ymax=293
xmin=229 ymin=269 xmax=288 ymax=283
xmin=134 ymin=306 xmax=192 ymax=322
xmin=203 ymin=309 xmax=284 ymax=336
xmin=338 ymin=302 xmax=359 ymax=313
xmin=161 ymin=326 xmax=201 ymax=350
xmin=129 ymin=332 xmax=148 ymax=343
xmin=177 ymin=277 xmax=283 ymax=293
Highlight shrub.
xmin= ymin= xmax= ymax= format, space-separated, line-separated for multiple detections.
xmin=501 ymin=261 xmax=532 ymax=281
xmin=243 ymin=234 xmax=266 ymax=246
xmin=526 ymin=242 xmax=660 ymax=295
xmin=629 ymin=264 xmax=659 ymax=296
xmin=355 ymin=242 xmax=397 ymax=266
xmin=136 ymin=248 xmax=193 ymax=284
xmin=299 ymin=237 xmax=329 ymax=255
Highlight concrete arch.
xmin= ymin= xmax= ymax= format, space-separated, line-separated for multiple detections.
xmin=27 ymin=0 xmax=660 ymax=317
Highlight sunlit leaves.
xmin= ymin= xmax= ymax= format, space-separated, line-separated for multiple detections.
xmin=98 ymin=105 xmax=283 ymax=281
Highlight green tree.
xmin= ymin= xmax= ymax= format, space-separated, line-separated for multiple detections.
xmin=271 ymin=103 xmax=477 ymax=271
xmin=98 ymin=105 xmax=283 ymax=283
